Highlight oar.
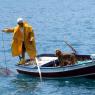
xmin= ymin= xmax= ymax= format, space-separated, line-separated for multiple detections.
xmin=35 ymin=58 xmax=42 ymax=81
xmin=63 ymin=39 xmax=77 ymax=54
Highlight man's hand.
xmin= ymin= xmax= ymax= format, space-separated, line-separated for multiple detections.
xmin=2 ymin=28 xmax=8 ymax=32
xmin=29 ymin=37 xmax=34 ymax=44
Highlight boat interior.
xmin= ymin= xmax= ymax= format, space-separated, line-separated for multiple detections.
xmin=25 ymin=54 xmax=92 ymax=67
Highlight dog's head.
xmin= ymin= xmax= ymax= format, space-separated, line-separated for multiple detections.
xmin=55 ymin=49 xmax=62 ymax=57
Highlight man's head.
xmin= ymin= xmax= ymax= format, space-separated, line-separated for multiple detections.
xmin=17 ymin=18 xmax=24 ymax=27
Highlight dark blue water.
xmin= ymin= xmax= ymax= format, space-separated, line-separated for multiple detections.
xmin=0 ymin=0 xmax=95 ymax=95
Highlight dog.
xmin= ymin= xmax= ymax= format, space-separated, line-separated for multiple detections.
xmin=55 ymin=49 xmax=77 ymax=66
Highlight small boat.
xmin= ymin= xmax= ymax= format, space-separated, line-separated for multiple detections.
xmin=16 ymin=54 xmax=95 ymax=78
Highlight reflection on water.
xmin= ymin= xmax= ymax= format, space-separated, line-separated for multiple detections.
xmin=0 ymin=73 xmax=95 ymax=95
xmin=11 ymin=74 xmax=43 ymax=95
xmin=7 ymin=75 xmax=95 ymax=95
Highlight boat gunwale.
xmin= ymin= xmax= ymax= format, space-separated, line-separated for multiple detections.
xmin=16 ymin=60 xmax=95 ymax=71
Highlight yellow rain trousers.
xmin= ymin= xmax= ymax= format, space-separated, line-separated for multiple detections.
xmin=7 ymin=22 xmax=36 ymax=58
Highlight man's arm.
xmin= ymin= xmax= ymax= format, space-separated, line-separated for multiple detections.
xmin=2 ymin=28 xmax=14 ymax=33
xmin=28 ymin=27 xmax=35 ymax=42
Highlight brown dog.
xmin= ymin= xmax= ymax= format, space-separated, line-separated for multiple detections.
xmin=55 ymin=49 xmax=77 ymax=66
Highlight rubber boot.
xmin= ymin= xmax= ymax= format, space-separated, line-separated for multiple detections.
xmin=18 ymin=58 xmax=26 ymax=65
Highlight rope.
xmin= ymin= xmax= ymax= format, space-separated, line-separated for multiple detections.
xmin=1 ymin=31 xmax=9 ymax=75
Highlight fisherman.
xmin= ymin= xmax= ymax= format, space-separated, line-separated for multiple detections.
xmin=55 ymin=49 xmax=77 ymax=66
xmin=2 ymin=18 xmax=37 ymax=65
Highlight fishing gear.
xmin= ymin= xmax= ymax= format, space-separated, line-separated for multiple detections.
xmin=1 ymin=31 xmax=10 ymax=75
xmin=63 ymin=39 xmax=77 ymax=54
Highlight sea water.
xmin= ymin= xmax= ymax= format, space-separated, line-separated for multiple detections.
xmin=0 ymin=0 xmax=95 ymax=95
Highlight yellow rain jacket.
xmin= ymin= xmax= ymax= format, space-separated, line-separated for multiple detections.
xmin=6 ymin=22 xmax=36 ymax=58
